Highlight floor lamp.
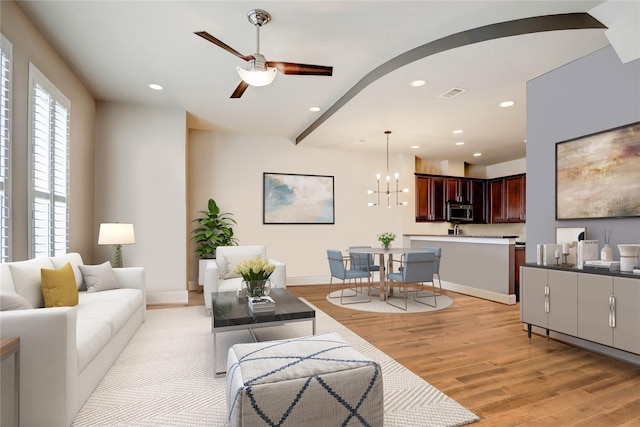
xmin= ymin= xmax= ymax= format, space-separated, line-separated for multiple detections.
xmin=98 ymin=223 xmax=136 ymax=268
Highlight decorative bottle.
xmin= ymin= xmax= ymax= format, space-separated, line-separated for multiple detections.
xmin=600 ymin=244 xmax=613 ymax=262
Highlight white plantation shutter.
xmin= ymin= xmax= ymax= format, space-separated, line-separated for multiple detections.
xmin=28 ymin=63 xmax=69 ymax=258
xmin=0 ymin=35 xmax=12 ymax=262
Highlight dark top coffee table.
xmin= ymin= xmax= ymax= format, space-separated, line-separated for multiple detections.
xmin=211 ymin=288 xmax=316 ymax=375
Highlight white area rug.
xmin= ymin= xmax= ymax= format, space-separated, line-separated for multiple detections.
xmin=72 ymin=302 xmax=479 ymax=427
xmin=327 ymin=290 xmax=453 ymax=313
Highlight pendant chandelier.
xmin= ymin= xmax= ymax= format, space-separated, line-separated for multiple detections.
xmin=367 ymin=131 xmax=409 ymax=208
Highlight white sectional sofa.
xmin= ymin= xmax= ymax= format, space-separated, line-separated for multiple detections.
xmin=203 ymin=245 xmax=286 ymax=314
xmin=0 ymin=253 xmax=146 ymax=427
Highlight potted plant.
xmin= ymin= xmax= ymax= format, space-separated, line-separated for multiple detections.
xmin=191 ymin=198 xmax=238 ymax=259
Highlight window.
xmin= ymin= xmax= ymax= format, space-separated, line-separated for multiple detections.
xmin=28 ymin=63 xmax=70 ymax=258
xmin=0 ymin=35 xmax=11 ymax=262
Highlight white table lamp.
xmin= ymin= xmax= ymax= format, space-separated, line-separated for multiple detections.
xmin=98 ymin=223 xmax=135 ymax=268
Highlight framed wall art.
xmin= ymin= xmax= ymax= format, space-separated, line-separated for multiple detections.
xmin=556 ymin=121 xmax=640 ymax=220
xmin=263 ymin=172 xmax=335 ymax=224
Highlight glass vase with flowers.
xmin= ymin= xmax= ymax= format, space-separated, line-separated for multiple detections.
xmin=233 ymin=256 xmax=276 ymax=298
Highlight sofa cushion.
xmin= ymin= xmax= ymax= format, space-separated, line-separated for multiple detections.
xmin=41 ymin=262 xmax=79 ymax=307
xmin=79 ymin=288 xmax=144 ymax=313
xmin=76 ymin=298 xmax=133 ymax=338
xmin=0 ymin=292 xmax=33 ymax=310
xmin=52 ymin=253 xmax=85 ymax=291
xmin=79 ymin=261 xmax=120 ymax=293
xmin=9 ymin=257 xmax=54 ymax=308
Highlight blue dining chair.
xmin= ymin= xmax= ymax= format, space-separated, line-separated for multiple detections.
xmin=386 ymin=251 xmax=437 ymax=311
xmin=348 ymin=246 xmax=382 ymax=295
xmin=421 ymin=246 xmax=443 ymax=295
xmin=327 ymin=249 xmax=372 ymax=305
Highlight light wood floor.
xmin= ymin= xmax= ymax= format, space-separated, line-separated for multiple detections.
xmin=181 ymin=286 xmax=640 ymax=426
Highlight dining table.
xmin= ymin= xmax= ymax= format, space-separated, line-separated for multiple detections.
xmin=347 ymin=247 xmax=414 ymax=301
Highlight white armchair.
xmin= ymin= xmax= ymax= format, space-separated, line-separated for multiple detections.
xmin=203 ymin=245 xmax=286 ymax=314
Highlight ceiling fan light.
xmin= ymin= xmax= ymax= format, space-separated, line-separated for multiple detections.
xmin=237 ymin=66 xmax=277 ymax=87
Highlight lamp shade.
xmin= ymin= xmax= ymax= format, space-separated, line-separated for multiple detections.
xmin=236 ymin=66 xmax=277 ymax=87
xmin=98 ymin=223 xmax=136 ymax=245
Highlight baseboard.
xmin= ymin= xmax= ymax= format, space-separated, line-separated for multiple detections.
xmin=286 ymin=276 xmax=331 ymax=286
xmin=146 ymin=290 xmax=189 ymax=305
xmin=440 ymin=280 xmax=516 ymax=305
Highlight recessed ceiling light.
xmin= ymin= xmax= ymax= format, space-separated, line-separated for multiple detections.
xmin=148 ymin=83 xmax=163 ymax=91
xmin=309 ymin=106 xmax=321 ymax=112
xmin=453 ymin=129 xmax=463 ymax=134
xmin=500 ymin=100 xmax=515 ymax=108
xmin=410 ymin=145 xmax=420 ymax=149
xmin=473 ymin=153 xmax=482 ymax=157
xmin=355 ymin=139 xmax=366 ymax=144
xmin=410 ymin=80 xmax=426 ymax=87
xmin=455 ymin=141 xmax=465 ymax=146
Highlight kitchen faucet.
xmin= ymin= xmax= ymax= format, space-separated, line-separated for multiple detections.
xmin=453 ymin=223 xmax=461 ymax=235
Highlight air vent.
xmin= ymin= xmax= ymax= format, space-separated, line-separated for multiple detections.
xmin=439 ymin=87 xmax=467 ymax=99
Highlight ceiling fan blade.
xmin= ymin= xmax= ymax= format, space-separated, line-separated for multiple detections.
xmin=194 ymin=31 xmax=254 ymax=62
xmin=267 ymin=61 xmax=333 ymax=76
xmin=230 ymin=81 xmax=250 ymax=99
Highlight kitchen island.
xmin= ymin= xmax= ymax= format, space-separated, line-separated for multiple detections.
xmin=406 ymin=234 xmax=518 ymax=305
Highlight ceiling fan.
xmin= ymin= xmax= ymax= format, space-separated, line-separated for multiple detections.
xmin=195 ymin=9 xmax=333 ymax=99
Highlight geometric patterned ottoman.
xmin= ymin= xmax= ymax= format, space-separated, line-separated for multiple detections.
xmin=226 ymin=332 xmax=383 ymax=426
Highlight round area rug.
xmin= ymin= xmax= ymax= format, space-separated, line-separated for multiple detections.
xmin=326 ymin=290 xmax=453 ymax=313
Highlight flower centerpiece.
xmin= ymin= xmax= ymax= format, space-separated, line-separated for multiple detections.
xmin=377 ymin=231 xmax=396 ymax=249
xmin=233 ymin=256 xmax=276 ymax=297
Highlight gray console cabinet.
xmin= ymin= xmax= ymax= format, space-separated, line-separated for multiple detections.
xmin=577 ymin=274 xmax=640 ymax=354
xmin=522 ymin=266 xmax=640 ymax=356
xmin=521 ymin=267 xmax=577 ymax=336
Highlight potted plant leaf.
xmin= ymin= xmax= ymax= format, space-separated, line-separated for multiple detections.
xmin=191 ymin=198 xmax=238 ymax=259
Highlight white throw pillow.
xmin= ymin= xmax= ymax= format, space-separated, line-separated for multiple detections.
xmin=223 ymin=254 xmax=253 ymax=280
xmin=0 ymin=292 xmax=33 ymax=311
xmin=8 ymin=258 xmax=54 ymax=308
xmin=78 ymin=261 xmax=120 ymax=293
xmin=215 ymin=257 xmax=228 ymax=280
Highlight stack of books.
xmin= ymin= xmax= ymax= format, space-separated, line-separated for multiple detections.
xmin=576 ymin=240 xmax=599 ymax=269
xmin=583 ymin=260 xmax=620 ymax=272
xmin=248 ymin=296 xmax=276 ymax=315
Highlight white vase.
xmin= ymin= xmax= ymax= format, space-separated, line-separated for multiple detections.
xmin=617 ymin=244 xmax=640 ymax=272
xmin=600 ymin=244 xmax=613 ymax=262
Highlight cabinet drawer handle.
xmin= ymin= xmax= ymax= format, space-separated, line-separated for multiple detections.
xmin=544 ymin=286 xmax=550 ymax=313
xmin=609 ymin=295 xmax=616 ymax=328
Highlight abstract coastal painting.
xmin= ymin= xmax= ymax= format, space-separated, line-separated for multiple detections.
xmin=263 ymin=173 xmax=335 ymax=224
xmin=556 ymin=121 xmax=640 ymax=219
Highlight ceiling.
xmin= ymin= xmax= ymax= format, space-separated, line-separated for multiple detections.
xmin=16 ymin=1 xmax=619 ymax=166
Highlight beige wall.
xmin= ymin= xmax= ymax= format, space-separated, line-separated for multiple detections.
xmin=1 ymin=0 xmax=96 ymax=261
xmin=94 ymin=102 xmax=187 ymax=303
xmin=187 ymin=129 xmax=414 ymax=284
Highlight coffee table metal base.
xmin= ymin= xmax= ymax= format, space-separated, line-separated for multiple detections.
xmin=213 ymin=318 xmax=316 ymax=376
xmin=211 ymin=289 xmax=316 ymax=376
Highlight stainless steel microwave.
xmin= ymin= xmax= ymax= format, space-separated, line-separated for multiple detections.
xmin=447 ymin=202 xmax=473 ymax=222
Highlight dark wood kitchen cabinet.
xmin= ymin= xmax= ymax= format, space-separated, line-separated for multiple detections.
xmin=470 ymin=179 xmax=486 ymax=224
xmin=416 ymin=173 xmax=518 ymax=224
xmin=446 ymin=178 xmax=471 ymax=203
xmin=489 ymin=174 xmax=526 ymax=223
xmin=415 ymin=175 xmax=447 ymax=221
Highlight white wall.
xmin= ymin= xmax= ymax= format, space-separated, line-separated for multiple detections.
xmin=95 ymin=103 xmax=187 ymax=303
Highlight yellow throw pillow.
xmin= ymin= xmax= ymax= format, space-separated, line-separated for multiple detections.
xmin=41 ymin=262 xmax=79 ymax=307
